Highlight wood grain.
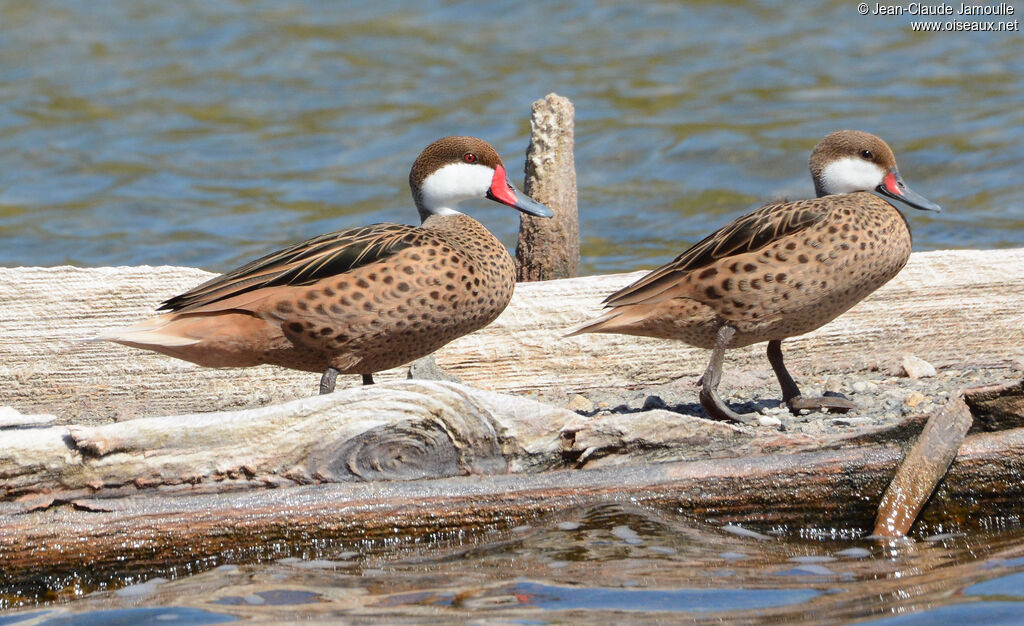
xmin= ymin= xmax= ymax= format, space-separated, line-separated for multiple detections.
xmin=2 ymin=248 xmax=1022 ymax=422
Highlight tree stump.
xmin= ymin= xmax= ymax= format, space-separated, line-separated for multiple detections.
xmin=516 ymin=93 xmax=579 ymax=281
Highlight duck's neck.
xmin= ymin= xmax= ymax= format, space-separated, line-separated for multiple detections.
xmin=412 ymin=182 xmax=466 ymax=222
xmin=416 ymin=205 xmax=462 ymax=223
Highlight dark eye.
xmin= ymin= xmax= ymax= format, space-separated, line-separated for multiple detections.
xmin=860 ymin=150 xmax=874 ymax=160
xmin=463 ymin=152 xmax=478 ymax=164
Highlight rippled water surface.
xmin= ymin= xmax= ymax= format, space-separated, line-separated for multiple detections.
xmin=1 ymin=0 xmax=1022 ymax=274
xmin=4 ymin=505 xmax=1024 ymax=623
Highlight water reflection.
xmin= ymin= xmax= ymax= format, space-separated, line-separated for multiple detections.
xmin=5 ymin=504 xmax=1024 ymax=622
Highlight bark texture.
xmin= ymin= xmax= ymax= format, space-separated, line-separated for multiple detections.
xmin=516 ymin=93 xmax=578 ymax=281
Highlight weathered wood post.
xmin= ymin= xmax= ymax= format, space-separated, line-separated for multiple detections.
xmin=516 ymin=93 xmax=579 ymax=282
xmin=873 ymin=395 xmax=973 ymax=537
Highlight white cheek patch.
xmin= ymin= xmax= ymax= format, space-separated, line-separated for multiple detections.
xmin=820 ymin=158 xmax=886 ymax=195
xmin=419 ymin=162 xmax=495 ymax=215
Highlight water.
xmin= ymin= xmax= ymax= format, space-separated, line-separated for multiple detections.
xmin=3 ymin=505 xmax=1024 ymax=622
xmin=2 ymin=0 xmax=1023 ymax=621
xmin=1 ymin=1 xmax=1022 ymax=275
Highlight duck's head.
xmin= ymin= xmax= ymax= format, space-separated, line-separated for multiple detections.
xmin=409 ymin=136 xmax=553 ymax=222
xmin=809 ymin=130 xmax=941 ymax=212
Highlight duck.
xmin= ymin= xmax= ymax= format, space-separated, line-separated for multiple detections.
xmin=569 ymin=130 xmax=941 ymax=424
xmin=96 ymin=136 xmax=552 ymax=393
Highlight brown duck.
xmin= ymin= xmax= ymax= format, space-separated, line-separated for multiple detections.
xmin=570 ymin=130 xmax=941 ymax=424
xmin=97 ymin=136 xmax=552 ymax=393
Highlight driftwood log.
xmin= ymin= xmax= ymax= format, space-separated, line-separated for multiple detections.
xmin=873 ymin=394 xmax=974 ymax=537
xmin=2 ymin=248 xmax=1023 ymax=423
xmin=2 ymin=249 xmax=1024 ymax=595
xmin=2 ymin=381 xmax=1024 ymax=596
xmin=3 ymin=375 xmax=969 ymax=506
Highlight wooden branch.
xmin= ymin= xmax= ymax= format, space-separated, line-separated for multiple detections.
xmin=2 ymin=378 xmax=1023 ymax=596
xmin=1 ymin=249 xmax=1022 ymax=423
xmin=4 ymin=377 xmax=911 ymax=504
xmin=2 ymin=378 xmax=1020 ymax=505
xmin=3 ymin=416 xmax=1024 ymax=591
xmin=516 ymin=93 xmax=579 ymax=281
xmin=0 ymin=381 xmax=579 ymax=501
xmin=873 ymin=395 xmax=973 ymax=536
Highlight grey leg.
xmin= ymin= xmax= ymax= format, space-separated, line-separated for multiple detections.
xmin=698 ymin=325 xmax=760 ymax=425
xmin=320 ymin=367 xmax=339 ymax=395
xmin=767 ymin=339 xmax=855 ymax=415
xmin=767 ymin=340 xmax=801 ymax=403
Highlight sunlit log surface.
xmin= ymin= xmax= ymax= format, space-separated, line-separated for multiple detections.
xmin=16 ymin=375 xmax=995 ymax=506
xmin=2 ymin=248 xmax=1023 ymax=423
xmin=2 ymin=393 xmax=1024 ymax=592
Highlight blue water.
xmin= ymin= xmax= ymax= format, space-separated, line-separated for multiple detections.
xmin=4 ymin=505 xmax=1024 ymax=622
xmin=1 ymin=0 xmax=1022 ymax=275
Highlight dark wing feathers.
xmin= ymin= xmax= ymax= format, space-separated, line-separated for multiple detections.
xmin=160 ymin=223 xmax=424 ymax=312
xmin=604 ymin=200 xmax=829 ymax=306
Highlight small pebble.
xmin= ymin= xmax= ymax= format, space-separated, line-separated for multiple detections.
xmin=904 ymin=391 xmax=926 ymax=408
xmin=556 ymin=521 xmax=581 ymax=531
xmin=566 ymin=394 xmax=594 ymax=413
xmin=852 ymin=381 xmax=868 ymax=393
xmin=901 ymin=355 xmax=937 ymax=379
xmin=243 ymin=595 xmax=266 ymax=606
xmin=824 ymin=377 xmax=843 ymax=393
xmin=757 ymin=415 xmax=783 ymax=428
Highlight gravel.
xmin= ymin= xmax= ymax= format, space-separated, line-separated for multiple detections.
xmin=534 ymin=362 xmax=1021 ymax=436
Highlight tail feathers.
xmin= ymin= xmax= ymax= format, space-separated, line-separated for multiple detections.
xmin=567 ymin=302 xmax=670 ymax=338
xmin=92 ymin=316 xmax=201 ymax=348
xmin=565 ymin=309 xmax=626 ymax=337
